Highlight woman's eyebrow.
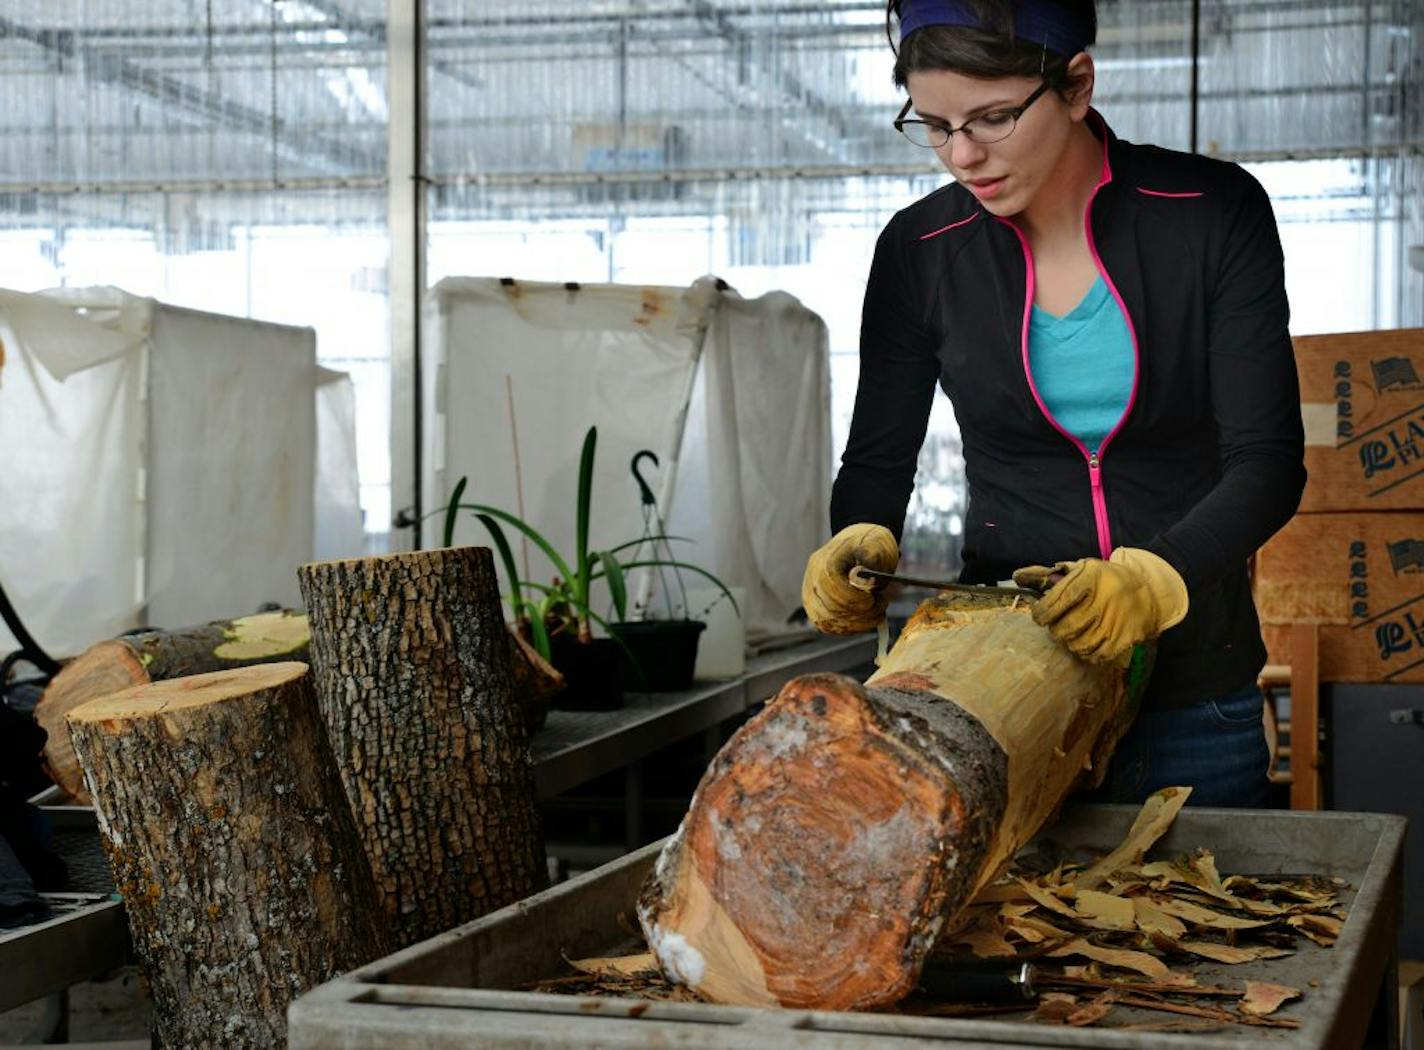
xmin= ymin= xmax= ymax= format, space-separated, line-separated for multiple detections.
xmin=915 ymin=97 xmax=1020 ymax=122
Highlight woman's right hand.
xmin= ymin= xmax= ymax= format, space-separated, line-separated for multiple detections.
xmin=800 ymin=524 xmax=900 ymax=634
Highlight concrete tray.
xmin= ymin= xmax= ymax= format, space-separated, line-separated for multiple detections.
xmin=289 ymin=805 xmax=1406 ymax=1049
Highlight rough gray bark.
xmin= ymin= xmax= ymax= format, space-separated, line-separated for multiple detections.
xmin=37 ymin=611 xmax=310 ymax=801
xmin=297 ymin=547 xmax=546 ymax=949
xmin=66 ymin=662 xmax=385 ymax=1050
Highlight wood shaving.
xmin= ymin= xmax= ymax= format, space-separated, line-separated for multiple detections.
xmin=1176 ymin=941 xmax=1293 ymax=964
xmin=1076 ymin=786 xmax=1191 ymax=890
xmin=1240 ymin=980 xmax=1302 ymax=1017
xmin=540 ymin=786 xmax=1350 ymax=1033
xmin=1047 ymin=938 xmax=1172 ymax=980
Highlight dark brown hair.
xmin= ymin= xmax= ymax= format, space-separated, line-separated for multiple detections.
xmin=885 ymin=0 xmax=1097 ymax=99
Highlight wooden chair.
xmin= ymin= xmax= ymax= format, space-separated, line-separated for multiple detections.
xmin=1257 ymin=623 xmax=1322 ymax=810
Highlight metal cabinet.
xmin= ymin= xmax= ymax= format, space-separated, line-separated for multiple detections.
xmin=1326 ymin=682 xmax=1424 ymax=958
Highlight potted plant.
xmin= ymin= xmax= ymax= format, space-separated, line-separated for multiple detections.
xmin=440 ymin=426 xmax=736 ymax=709
xmin=604 ymin=450 xmax=730 ymax=691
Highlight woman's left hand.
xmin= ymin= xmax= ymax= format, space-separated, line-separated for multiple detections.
xmin=1012 ymin=548 xmax=1189 ymax=665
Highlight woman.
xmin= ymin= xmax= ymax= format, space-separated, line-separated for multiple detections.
xmin=801 ymin=0 xmax=1305 ymax=807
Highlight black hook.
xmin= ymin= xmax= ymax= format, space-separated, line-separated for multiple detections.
xmin=630 ymin=450 xmax=659 ymax=507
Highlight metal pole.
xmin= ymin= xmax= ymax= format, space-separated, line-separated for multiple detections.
xmin=1190 ymin=0 xmax=1201 ymax=154
xmin=388 ymin=0 xmax=427 ymax=548
xmin=1364 ymin=0 xmax=1382 ymax=328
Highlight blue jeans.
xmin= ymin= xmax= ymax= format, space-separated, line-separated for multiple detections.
xmin=1078 ymin=685 xmax=1274 ymax=808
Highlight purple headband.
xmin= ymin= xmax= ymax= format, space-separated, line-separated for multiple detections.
xmin=898 ymin=0 xmax=1092 ymax=58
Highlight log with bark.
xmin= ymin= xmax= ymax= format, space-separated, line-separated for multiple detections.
xmin=638 ymin=591 xmax=1143 ymax=1010
xmin=66 ymin=662 xmax=386 ymax=1050
xmin=37 ymin=611 xmax=557 ymax=801
xmin=36 ymin=610 xmax=310 ymax=802
xmin=297 ymin=547 xmax=546 ymax=949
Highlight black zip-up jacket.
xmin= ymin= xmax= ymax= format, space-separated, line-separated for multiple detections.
xmin=831 ymin=112 xmax=1306 ymax=709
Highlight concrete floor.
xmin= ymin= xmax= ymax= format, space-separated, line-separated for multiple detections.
xmin=0 ymin=966 xmax=150 ymax=1046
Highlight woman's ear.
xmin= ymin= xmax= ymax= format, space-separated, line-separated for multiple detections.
xmin=1064 ymin=51 xmax=1096 ymax=119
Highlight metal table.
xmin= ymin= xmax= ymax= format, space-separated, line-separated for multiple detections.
xmin=290 ymin=806 xmax=1409 ymax=1050
xmin=532 ymin=633 xmax=876 ymax=799
xmin=0 ymin=807 xmax=131 ymax=1016
xmin=0 ymin=633 xmax=877 ymax=1018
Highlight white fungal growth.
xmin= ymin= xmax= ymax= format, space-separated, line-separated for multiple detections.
xmin=708 ymin=807 xmax=742 ymax=861
xmin=892 ymin=714 xmax=962 ymax=781
xmin=843 ymin=803 xmax=927 ymax=873
xmin=755 ymin=716 xmax=810 ymax=760
xmin=649 ymin=925 xmax=706 ymax=987
xmin=653 ymin=822 xmax=685 ymax=886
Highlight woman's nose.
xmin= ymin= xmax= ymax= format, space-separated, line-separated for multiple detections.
xmin=943 ymin=131 xmax=987 ymax=170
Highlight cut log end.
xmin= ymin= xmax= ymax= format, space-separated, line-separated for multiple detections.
xmin=67 ymin=662 xmax=309 ymax=727
xmin=640 ymin=672 xmax=1009 ymax=1010
xmin=36 ymin=640 xmax=151 ymax=798
xmin=37 ymin=612 xmax=313 ymax=801
xmin=210 ymin=610 xmax=309 ymax=660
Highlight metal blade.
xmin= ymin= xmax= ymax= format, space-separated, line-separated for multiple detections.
xmin=848 ymin=566 xmax=1042 ymax=600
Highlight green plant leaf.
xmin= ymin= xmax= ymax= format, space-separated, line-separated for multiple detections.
xmin=474 ymin=513 xmax=522 ymax=611
xmin=444 ymin=503 xmax=574 ymax=585
xmin=523 ymin=604 xmax=553 ymax=663
xmin=597 ymin=550 xmax=628 ymax=621
xmin=575 ymin=425 xmax=597 ymax=609
xmin=605 ymin=534 xmax=694 ymax=557
xmin=611 ymin=560 xmax=741 ymax=617
xmin=442 ymin=476 xmax=468 ymax=548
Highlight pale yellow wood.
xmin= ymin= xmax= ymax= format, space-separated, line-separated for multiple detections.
xmin=867 ymin=597 xmax=1129 ymax=890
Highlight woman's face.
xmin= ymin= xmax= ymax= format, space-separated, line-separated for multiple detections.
xmin=905 ymin=64 xmax=1089 ymax=217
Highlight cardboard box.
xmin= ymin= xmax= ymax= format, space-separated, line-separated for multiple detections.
xmin=1261 ymin=623 xmax=1424 ymax=684
xmin=1295 ymin=328 xmax=1424 ymax=512
xmin=1256 ymin=511 xmax=1424 ymax=682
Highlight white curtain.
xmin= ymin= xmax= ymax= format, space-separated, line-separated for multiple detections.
xmin=422 ymin=276 xmax=830 ymax=639
xmin=0 ymin=287 xmax=320 ymax=656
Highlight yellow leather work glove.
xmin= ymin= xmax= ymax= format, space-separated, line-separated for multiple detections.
xmin=1012 ymin=547 xmax=1188 ymax=665
xmin=801 ymin=523 xmax=900 ymax=635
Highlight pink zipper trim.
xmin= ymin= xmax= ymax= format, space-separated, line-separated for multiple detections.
xmin=918 ymin=213 xmax=980 ymax=241
xmin=996 ymin=218 xmax=1109 ymax=554
xmin=1136 ymin=187 xmax=1203 ymax=198
xmin=997 ymin=112 xmax=1142 ymax=560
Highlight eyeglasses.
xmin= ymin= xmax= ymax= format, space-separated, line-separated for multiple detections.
xmin=893 ymin=81 xmax=1052 ymax=149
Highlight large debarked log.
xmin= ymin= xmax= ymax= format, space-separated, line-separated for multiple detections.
xmin=67 ymin=663 xmax=385 ymax=1050
xmin=36 ymin=611 xmax=310 ymax=802
xmin=297 ymin=547 xmax=546 ymax=949
xmin=638 ymin=592 xmax=1141 ymax=1010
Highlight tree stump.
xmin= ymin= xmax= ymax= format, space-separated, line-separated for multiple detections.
xmin=36 ymin=611 xmax=310 ymax=802
xmin=638 ymin=592 xmax=1136 ymax=1010
xmin=66 ymin=663 xmax=385 ymax=1050
xmin=297 ymin=547 xmax=546 ymax=949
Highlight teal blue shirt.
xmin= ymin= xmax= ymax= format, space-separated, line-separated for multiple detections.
xmin=1028 ymin=276 xmax=1135 ymax=454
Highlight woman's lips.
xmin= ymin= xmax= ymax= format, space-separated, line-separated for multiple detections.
xmin=966 ymin=176 xmax=1007 ymax=200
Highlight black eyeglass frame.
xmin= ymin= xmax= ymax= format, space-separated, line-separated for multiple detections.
xmin=893 ymin=80 xmax=1052 ymax=148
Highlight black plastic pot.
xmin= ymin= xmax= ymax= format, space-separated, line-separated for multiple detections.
xmin=548 ymin=635 xmax=625 ymax=711
xmin=608 ymin=620 xmax=707 ymax=692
